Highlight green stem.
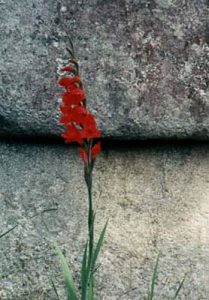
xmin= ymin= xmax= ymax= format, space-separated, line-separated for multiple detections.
xmin=87 ymin=170 xmax=94 ymax=262
xmin=84 ymin=140 xmax=94 ymax=299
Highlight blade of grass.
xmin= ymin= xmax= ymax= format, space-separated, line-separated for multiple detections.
xmin=66 ymin=47 xmax=74 ymax=58
xmin=88 ymin=279 xmax=94 ymax=300
xmin=172 ymin=275 xmax=186 ymax=300
xmin=85 ymin=221 xmax=108 ymax=298
xmin=51 ymin=278 xmax=61 ymax=300
xmin=91 ymin=221 xmax=108 ymax=272
xmin=68 ymin=37 xmax=75 ymax=56
xmin=54 ymin=241 xmax=77 ymax=300
xmin=0 ymin=224 xmax=18 ymax=238
xmin=148 ymin=254 xmax=160 ymax=300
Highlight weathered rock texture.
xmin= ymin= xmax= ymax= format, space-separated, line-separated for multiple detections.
xmin=0 ymin=0 xmax=209 ymax=139
xmin=1 ymin=141 xmax=209 ymax=299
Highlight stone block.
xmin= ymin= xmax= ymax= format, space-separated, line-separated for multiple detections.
xmin=0 ymin=0 xmax=209 ymax=139
xmin=0 ymin=142 xmax=209 ymax=299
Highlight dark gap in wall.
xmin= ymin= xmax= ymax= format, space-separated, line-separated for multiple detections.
xmin=1 ymin=135 xmax=209 ymax=149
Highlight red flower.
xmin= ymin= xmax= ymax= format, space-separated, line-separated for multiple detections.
xmin=82 ymin=114 xmax=101 ymax=139
xmin=60 ymin=106 xmax=87 ymax=125
xmin=58 ymin=59 xmax=101 ymax=162
xmin=62 ymin=89 xmax=85 ymax=106
xmin=91 ymin=142 xmax=101 ymax=158
xmin=61 ymin=124 xmax=83 ymax=144
xmin=58 ymin=76 xmax=81 ymax=89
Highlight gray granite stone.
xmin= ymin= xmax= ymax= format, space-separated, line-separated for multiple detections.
xmin=1 ymin=141 xmax=209 ymax=299
xmin=0 ymin=0 xmax=209 ymax=139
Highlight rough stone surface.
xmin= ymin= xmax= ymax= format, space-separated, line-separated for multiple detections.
xmin=1 ymin=141 xmax=209 ymax=299
xmin=0 ymin=0 xmax=209 ymax=139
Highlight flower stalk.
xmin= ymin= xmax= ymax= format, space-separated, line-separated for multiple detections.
xmin=56 ymin=40 xmax=106 ymax=300
xmin=84 ymin=141 xmax=95 ymax=298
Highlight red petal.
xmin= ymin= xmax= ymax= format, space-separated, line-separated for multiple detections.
xmin=59 ymin=106 xmax=69 ymax=114
xmin=83 ymin=114 xmax=97 ymax=128
xmin=78 ymin=147 xmax=88 ymax=163
xmin=62 ymin=89 xmax=85 ymax=106
xmin=82 ymin=129 xmax=101 ymax=139
xmin=58 ymin=76 xmax=81 ymax=88
xmin=59 ymin=115 xmax=71 ymax=124
xmin=91 ymin=142 xmax=101 ymax=158
xmin=61 ymin=125 xmax=83 ymax=144
xmin=81 ymin=114 xmax=101 ymax=139
xmin=61 ymin=65 xmax=75 ymax=72
xmin=73 ymin=106 xmax=87 ymax=117
xmin=59 ymin=106 xmax=87 ymax=125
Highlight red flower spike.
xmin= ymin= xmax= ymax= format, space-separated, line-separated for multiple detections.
xmin=58 ymin=48 xmax=101 ymax=156
xmin=58 ymin=76 xmax=81 ymax=89
xmin=61 ymin=65 xmax=75 ymax=72
xmin=78 ymin=147 xmax=88 ymax=163
xmin=91 ymin=142 xmax=101 ymax=159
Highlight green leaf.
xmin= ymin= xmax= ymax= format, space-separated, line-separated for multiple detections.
xmin=54 ymin=241 xmax=78 ymax=300
xmin=91 ymin=221 xmax=108 ymax=273
xmin=0 ymin=224 xmax=18 ymax=238
xmin=148 ymin=254 xmax=160 ymax=300
xmin=172 ymin=275 xmax=186 ymax=300
xmin=81 ymin=242 xmax=88 ymax=300
xmin=88 ymin=279 xmax=94 ymax=300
